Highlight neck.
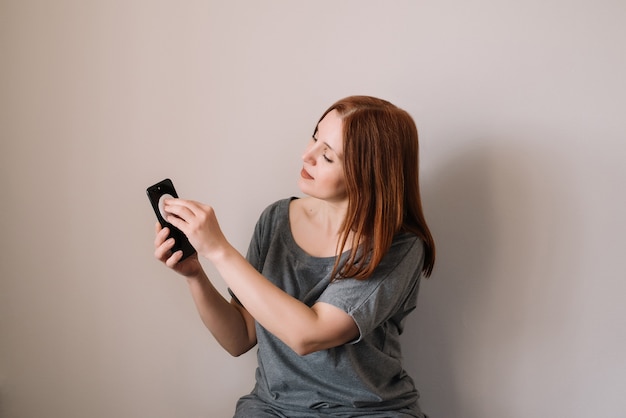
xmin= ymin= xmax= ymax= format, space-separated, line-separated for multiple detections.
xmin=303 ymin=197 xmax=348 ymax=237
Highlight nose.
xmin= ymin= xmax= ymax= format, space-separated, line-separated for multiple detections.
xmin=302 ymin=140 xmax=317 ymax=164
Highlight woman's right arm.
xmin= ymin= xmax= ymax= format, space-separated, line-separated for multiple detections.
xmin=154 ymin=223 xmax=257 ymax=357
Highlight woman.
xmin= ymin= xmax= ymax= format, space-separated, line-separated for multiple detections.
xmin=154 ymin=95 xmax=436 ymax=417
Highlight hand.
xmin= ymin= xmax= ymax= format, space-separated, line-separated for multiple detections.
xmin=154 ymin=222 xmax=203 ymax=277
xmin=161 ymin=198 xmax=229 ymax=261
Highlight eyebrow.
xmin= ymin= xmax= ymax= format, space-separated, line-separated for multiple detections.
xmin=313 ymin=130 xmax=342 ymax=157
xmin=312 ymin=132 xmax=333 ymax=148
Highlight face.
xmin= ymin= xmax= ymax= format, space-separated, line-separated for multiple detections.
xmin=298 ymin=109 xmax=347 ymax=203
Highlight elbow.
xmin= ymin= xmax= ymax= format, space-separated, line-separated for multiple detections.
xmin=292 ymin=345 xmax=315 ymax=357
xmin=284 ymin=328 xmax=358 ymax=356
xmin=292 ymin=345 xmax=312 ymax=357
xmin=229 ymin=349 xmax=247 ymax=358
xmin=227 ymin=346 xmax=246 ymax=357
xmin=286 ymin=337 xmax=321 ymax=357
xmin=223 ymin=341 xmax=256 ymax=358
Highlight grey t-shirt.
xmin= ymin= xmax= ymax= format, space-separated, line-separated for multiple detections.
xmin=235 ymin=197 xmax=425 ymax=416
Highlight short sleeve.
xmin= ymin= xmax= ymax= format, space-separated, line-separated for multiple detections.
xmin=245 ymin=198 xmax=289 ymax=272
xmin=317 ymin=235 xmax=425 ymax=342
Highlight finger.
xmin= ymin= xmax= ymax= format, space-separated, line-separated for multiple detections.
xmin=164 ymin=211 xmax=187 ymax=233
xmin=164 ymin=198 xmax=201 ymax=219
xmin=164 ymin=205 xmax=194 ymax=226
xmin=154 ymin=237 xmax=175 ymax=261
xmin=165 ymin=250 xmax=184 ymax=268
xmin=154 ymin=226 xmax=170 ymax=247
xmin=164 ymin=197 xmax=195 ymax=208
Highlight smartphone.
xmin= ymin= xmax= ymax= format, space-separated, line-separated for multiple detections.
xmin=146 ymin=178 xmax=196 ymax=261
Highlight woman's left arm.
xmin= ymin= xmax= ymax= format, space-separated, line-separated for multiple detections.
xmin=163 ymin=198 xmax=359 ymax=355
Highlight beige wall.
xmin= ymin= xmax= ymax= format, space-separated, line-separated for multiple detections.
xmin=1 ymin=1 xmax=625 ymax=417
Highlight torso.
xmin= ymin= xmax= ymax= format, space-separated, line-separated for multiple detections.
xmin=242 ymin=197 xmax=424 ymax=415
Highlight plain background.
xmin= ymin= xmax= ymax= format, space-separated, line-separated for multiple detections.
xmin=1 ymin=1 xmax=625 ymax=417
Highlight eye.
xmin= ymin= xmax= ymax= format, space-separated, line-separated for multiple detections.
xmin=311 ymin=134 xmax=333 ymax=163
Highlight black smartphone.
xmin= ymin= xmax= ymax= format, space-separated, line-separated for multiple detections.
xmin=146 ymin=178 xmax=196 ymax=261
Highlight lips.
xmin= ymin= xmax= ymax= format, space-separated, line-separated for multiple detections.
xmin=300 ymin=168 xmax=314 ymax=180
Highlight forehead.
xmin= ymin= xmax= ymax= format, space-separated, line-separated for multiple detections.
xmin=317 ymin=109 xmax=344 ymax=152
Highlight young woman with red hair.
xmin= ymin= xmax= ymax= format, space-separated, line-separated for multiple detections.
xmin=154 ymin=95 xmax=435 ymax=417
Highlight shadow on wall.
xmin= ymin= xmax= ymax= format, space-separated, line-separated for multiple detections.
xmin=403 ymin=141 xmax=498 ymax=417
xmin=401 ymin=139 xmax=574 ymax=417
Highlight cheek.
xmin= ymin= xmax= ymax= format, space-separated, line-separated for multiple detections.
xmin=328 ymin=169 xmax=347 ymax=190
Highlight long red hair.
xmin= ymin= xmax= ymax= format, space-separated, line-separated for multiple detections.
xmin=316 ymin=96 xmax=435 ymax=279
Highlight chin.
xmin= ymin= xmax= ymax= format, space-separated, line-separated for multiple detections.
xmin=297 ymin=178 xmax=312 ymax=193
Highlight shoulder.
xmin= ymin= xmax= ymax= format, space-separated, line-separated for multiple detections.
xmin=247 ymin=197 xmax=297 ymax=267
xmin=252 ymin=197 xmax=297 ymax=239
xmin=257 ymin=197 xmax=296 ymax=225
